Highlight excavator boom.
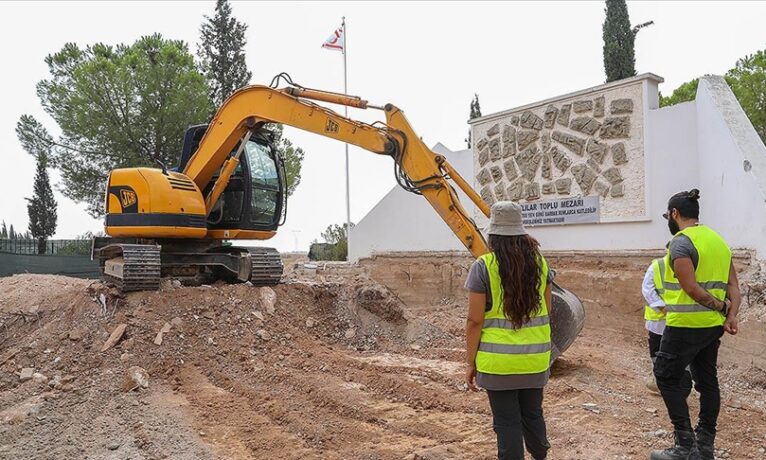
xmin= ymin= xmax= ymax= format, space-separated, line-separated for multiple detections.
xmin=182 ymin=82 xmax=491 ymax=257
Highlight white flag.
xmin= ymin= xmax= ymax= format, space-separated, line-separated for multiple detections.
xmin=321 ymin=26 xmax=345 ymax=53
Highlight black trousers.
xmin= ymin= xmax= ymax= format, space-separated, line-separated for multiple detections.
xmin=648 ymin=331 xmax=663 ymax=359
xmin=486 ymin=388 xmax=550 ymax=460
xmin=653 ymin=325 xmax=724 ymax=433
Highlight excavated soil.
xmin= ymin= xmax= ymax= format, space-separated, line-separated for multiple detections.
xmin=0 ymin=273 xmax=765 ymax=459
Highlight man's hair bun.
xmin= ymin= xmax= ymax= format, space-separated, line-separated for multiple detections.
xmin=687 ymin=189 xmax=700 ymax=201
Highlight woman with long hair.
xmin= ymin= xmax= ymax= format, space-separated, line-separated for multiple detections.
xmin=465 ymin=201 xmax=553 ymax=460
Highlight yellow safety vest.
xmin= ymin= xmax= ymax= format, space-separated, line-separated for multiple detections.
xmin=644 ymin=257 xmax=667 ymax=322
xmin=475 ymin=252 xmax=551 ymax=375
xmin=662 ymin=225 xmax=730 ymax=328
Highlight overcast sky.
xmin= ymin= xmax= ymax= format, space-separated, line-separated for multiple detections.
xmin=0 ymin=1 xmax=764 ymax=251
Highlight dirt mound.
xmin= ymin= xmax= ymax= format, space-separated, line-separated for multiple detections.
xmin=1 ymin=273 xmax=765 ymax=459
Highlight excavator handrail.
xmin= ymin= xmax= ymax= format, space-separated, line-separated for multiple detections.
xmin=182 ymin=81 xmax=490 ymax=257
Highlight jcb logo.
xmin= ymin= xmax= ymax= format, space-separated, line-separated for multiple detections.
xmin=120 ymin=190 xmax=137 ymax=208
xmin=325 ymin=118 xmax=339 ymax=133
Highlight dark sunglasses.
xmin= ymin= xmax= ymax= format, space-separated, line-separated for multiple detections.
xmin=662 ymin=209 xmax=674 ymax=220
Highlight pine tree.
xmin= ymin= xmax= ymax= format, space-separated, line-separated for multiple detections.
xmin=465 ymin=94 xmax=482 ymax=148
xmin=602 ymin=0 xmax=653 ymax=82
xmin=9 ymin=224 xmax=15 ymax=240
xmin=26 ymin=153 xmax=58 ymax=254
xmin=198 ymin=0 xmax=252 ymax=108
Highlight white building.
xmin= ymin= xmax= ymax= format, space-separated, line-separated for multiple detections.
xmin=351 ymin=74 xmax=766 ymax=260
xmin=349 ymin=143 xmax=474 ymax=261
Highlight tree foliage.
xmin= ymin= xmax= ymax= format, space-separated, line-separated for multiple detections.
xmin=310 ymin=222 xmax=355 ymax=261
xmin=602 ymin=0 xmax=653 ymax=82
xmin=26 ymin=154 xmax=58 ymax=254
xmin=1 ymin=221 xmax=7 ymax=239
xmin=659 ymin=79 xmax=699 ymax=107
xmin=16 ymin=34 xmax=212 ymax=217
xmin=465 ymin=94 xmax=482 ymax=148
xmin=726 ymin=50 xmax=766 ymax=143
xmin=198 ymin=0 xmax=252 ymax=108
xmin=268 ymin=124 xmax=304 ymax=197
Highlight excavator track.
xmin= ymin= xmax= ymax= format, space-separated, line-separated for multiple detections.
xmin=102 ymin=244 xmax=161 ymax=292
xmin=247 ymin=247 xmax=283 ymax=286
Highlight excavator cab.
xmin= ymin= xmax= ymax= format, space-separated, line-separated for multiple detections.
xmin=178 ymin=124 xmax=287 ymax=233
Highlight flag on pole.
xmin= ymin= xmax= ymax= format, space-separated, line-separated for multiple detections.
xmin=321 ymin=25 xmax=345 ymax=53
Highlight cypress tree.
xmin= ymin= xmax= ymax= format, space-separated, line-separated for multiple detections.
xmin=465 ymin=94 xmax=482 ymax=148
xmin=1 ymin=221 xmax=6 ymax=239
xmin=9 ymin=224 xmax=16 ymax=240
xmin=26 ymin=154 xmax=58 ymax=254
xmin=602 ymin=0 xmax=653 ymax=82
xmin=198 ymin=0 xmax=252 ymax=108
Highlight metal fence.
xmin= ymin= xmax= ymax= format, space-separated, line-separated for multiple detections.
xmin=0 ymin=238 xmax=99 ymax=278
xmin=0 ymin=238 xmax=91 ymax=256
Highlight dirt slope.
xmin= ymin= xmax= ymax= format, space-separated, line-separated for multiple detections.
xmin=0 ymin=274 xmax=764 ymax=459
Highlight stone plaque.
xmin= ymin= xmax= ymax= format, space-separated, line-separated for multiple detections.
xmin=520 ymin=196 xmax=601 ymax=227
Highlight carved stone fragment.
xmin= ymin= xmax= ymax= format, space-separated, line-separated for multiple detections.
xmin=594 ymin=181 xmax=609 ymax=197
xmin=525 ymin=182 xmax=541 ymax=201
xmin=476 ymin=138 xmax=488 ymax=151
xmin=543 ymin=105 xmax=559 ymax=129
xmin=507 ymin=179 xmax=524 ymax=201
xmin=602 ymin=167 xmax=624 ymax=185
xmin=480 ymin=185 xmax=495 ymax=204
xmin=586 ymin=139 xmax=608 ymax=164
xmin=541 ymin=154 xmax=552 ymax=180
xmin=542 ymin=182 xmax=555 ymax=195
xmin=489 ymin=138 xmax=502 ymax=161
xmin=555 ymin=177 xmax=572 ymax=194
xmin=570 ymin=116 xmax=602 ymax=135
xmin=502 ymin=125 xmax=517 ymax=157
xmin=571 ymin=163 xmax=598 ymax=195
xmin=550 ymin=146 xmax=572 ymax=173
xmin=573 ymin=100 xmax=593 ymax=113
xmin=600 ymin=116 xmax=631 ymax=138
xmin=478 ymin=147 xmax=489 ymax=167
xmin=490 ymin=166 xmax=503 ymax=183
xmin=516 ymin=145 xmax=543 ymax=181
xmin=594 ymin=96 xmax=605 ymax=117
xmin=516 ymin=130 xmax=540 ymax=150
xmin=587 ymin=158 xmax=601 ymax=173
xmin=504 ymin=159 xmax=519 ymax=181
xmin=611 ymin=142 xmax=628 ymax=165
xmin=551 ymin=130 xmax=586 ymax=155
xmin=557 ymin=104 xmax=571 ymax=127
xmin=477 ymin=167 xmax=492 ymax=186
xmin=486 ymin=123 xmax=500 ymax=137
xmin=541 ymin=131 xmax=551 ymax=152
xmin=610 ymin=183 xmax=625 ymax=197
xmin=510 ymin=115 xmax=520 ymax=126
xmin=610 ymin=99 xmax=634 ymax=114
xmin=494 ymin=183 xmax=507 ymax=200
xmin=520 ymin=110 xmax=544 ymax=130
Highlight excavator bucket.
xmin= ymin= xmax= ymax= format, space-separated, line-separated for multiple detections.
xmin=549 ymin=282 xmax=586 ymax=361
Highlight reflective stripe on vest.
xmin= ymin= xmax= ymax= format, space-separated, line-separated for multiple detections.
xmin=662 ymin=225 xmax=731 ymax=328
xmin=475 ymin=252 xmax=551 ymax=376
xmin=644 ymin=257 xmax=667 ymax=322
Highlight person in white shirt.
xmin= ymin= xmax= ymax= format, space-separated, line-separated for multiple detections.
xmin=642 ymin=255 xmax=692 ymax=394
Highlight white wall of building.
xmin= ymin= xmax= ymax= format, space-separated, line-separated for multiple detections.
xmin=696 ymin=76 xmax=766 ymax=256
xmin=348 ymin=143 xmax=475 ymax=261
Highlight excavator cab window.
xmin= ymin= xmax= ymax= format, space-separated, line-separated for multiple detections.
xmin=179 ymin=124 xmax=286 ymax=232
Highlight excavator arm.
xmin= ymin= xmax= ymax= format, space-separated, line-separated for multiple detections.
xmin=183 ymin=79 xmax=491 ymax=257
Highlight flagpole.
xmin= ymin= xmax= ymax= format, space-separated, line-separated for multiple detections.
xmin=342 ymin=16 xmax=351 ymax=261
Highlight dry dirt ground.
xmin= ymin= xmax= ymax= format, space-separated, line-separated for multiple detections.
xmin=0 ymin=273 xmax=765 ymax=460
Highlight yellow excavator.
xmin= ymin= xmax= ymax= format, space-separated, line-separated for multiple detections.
xmin=92 ymin=74 xmax=584 ymax=358
xmin=92 ymin=74 xmax=492 ymax=291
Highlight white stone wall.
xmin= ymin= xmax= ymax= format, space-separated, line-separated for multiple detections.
xmin=469 ymin=75 xmax=661 ymax=229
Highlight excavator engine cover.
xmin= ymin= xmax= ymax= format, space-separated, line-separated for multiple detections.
xmin=105 ymin=168 xmax=208 ymax=239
